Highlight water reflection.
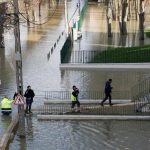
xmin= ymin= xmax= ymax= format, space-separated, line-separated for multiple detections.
xmin=60 ymin=69 xmax=150 ymax=99
xmin=1 ymin=2 xmax=150 ymax=149
xmin=11 ymin=116 xmax=34 ymax=150
xmin=0 ymin=115 xmax=12 ymax=136
xmin=26 ymin=115 xmax=33 ymax=139
xmin=18 ymin=137 xmax=27 ymax=150
xmin=8 ymin=118 xmax=150 ymax=150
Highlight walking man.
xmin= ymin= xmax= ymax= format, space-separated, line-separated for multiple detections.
xmin=71 ymin=85 xmax=80 ymax=111
xmin=101 ymin=79 xmax=113 ymax=106
xmin=24 ymin=85 xmax=35 ymax=114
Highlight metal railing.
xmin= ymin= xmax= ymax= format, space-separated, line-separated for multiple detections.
xmin=45 ymin=90 xmax=130 ymax=100
xmin=40 ymin=90 xmax=135 ymax=115
xmin=36 ymin=80 xmax=150 ymax=115
xmin=61 ymin=50 xmax=100 ymax=64
xmin=38 ymin=103 xmax=137 ymax=116
xmin=131 ymin=77 xmax=150 ymax=113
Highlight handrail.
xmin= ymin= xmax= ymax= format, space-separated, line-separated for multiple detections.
xmin=45 ymin=90 xmax=130 ymax=100
xmin=131 ymin=77 xmax=150 ymax=112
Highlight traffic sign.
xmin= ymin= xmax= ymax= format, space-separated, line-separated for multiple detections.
xmin=14 ymin=94 xmax=25 ymax=105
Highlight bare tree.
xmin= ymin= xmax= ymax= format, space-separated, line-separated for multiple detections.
xmin=106 ymin=0 xmax=113 ymax=37
xmin=122 ymin=0 xmax=129 ymax=35
xmin=117 ymin=0 xmax=129 ymax=35
xmin=139 ymin=0 xmax=145 ymax=40
xmin=24 ymin=0 xmax=30 ymax=26
xmin=0 ymin=3 xmax=7 ymax=48
xmin=138 ymin=0 xmax=150 ymax=40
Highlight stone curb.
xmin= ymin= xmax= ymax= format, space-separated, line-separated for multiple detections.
xmin=44 ymin=99 xmax=131 ymax=104
xmin=37 ymin=115 xmax=150 ymax=120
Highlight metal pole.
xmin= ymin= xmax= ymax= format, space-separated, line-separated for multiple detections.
xmin=13 ymin=0 xmax=25 ymax=137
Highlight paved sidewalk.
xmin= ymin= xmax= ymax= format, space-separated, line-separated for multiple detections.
xmin=60 ymin=63 xmax=150 ymax=70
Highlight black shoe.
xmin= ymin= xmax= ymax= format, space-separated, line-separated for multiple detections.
xmin=100 ymin=103 xmax=104 ymax=106
xmin=110 ymin=103 xmax=113 ymax=106
xmin=29 ymin=111 xmax=33 ymax=114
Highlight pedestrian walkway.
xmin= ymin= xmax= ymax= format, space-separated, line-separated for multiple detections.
xmin=60 ymin=63 xmax=150 ymax=70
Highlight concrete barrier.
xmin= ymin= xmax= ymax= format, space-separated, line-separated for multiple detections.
xmin=0 ymin=113 xmax=19 ymax=150
xmin=37 ymin=115 xmax=150 ymax=121
xmin=60 ymin=63 xmax=150 ymax=70
xmin=44 ymin=99 xmax=131 ymax=104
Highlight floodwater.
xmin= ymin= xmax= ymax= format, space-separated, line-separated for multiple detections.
xmin=0 ymin=1 xmax=150 ymax=100
xmin=0 ymin=0 xmax=150 ymax=149
xmin=8 ymin=117 xmax=150 ymax=150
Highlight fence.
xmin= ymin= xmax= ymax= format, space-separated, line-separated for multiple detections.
xmin=41 ymin=90 xmax=133 ymax=115
xmin=38 ymin=103 xmax=137 ymax=116
xmin=45 ymin=90 xmax=130 ymax=100
xmin=39 ymin=77 xmax=150 ymax=115
xmin=36 ymin=86 xmax=150 ymax=115
xmin=131 ymin=77 xmax=150 ymax=113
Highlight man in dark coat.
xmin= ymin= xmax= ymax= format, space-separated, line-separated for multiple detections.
xmin=71 ymin=85 xmax=80 ymax=110
xmin=24 ymin=85 xmax=35 ymax=114
xmin=101 ymin=79 xmax=113 ymax=106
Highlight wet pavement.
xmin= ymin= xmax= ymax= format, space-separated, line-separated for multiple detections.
xmin=8 ymin=119 xmax=150 ymax=150
xmin=0 ymin=0 xmax=150 ymax=148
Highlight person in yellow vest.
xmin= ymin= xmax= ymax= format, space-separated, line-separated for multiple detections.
xmin=71 ymin=85 xmax=80 ymax=112
xmin=1 ymin=96 xmax=14 ymax=115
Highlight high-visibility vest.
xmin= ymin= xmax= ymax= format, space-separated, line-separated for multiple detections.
xmin=1 ymin=98 xmax=13 ymax=109
xmin=71 ymin=95 xmax=76 ymax=101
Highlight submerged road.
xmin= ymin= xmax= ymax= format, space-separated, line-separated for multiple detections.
xmin=0 ymin=0 xmax=150 ymax=141
xmin=0 ymin=0 xmax=81 ymax=139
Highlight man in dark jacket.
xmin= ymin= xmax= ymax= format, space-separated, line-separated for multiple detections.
xmin=101 ymin=79 xmax=113 ymax=106
xmin=24 ymin=85 xmax=35 ymax=114
xmin=71 ymin=85 xmax=80 ymax=110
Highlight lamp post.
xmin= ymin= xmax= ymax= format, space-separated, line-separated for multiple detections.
xmin=13 ymin=0 xmax=25 ymax=137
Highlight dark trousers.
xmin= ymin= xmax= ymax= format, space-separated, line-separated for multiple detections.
xmin=26 ymin=101 xmax=32 ymax=112
xmin=1 ymin=108 xmax=12 ymax=115
xmin=101 ymin=93 xmax=112 ymax=105
xmin=71 ymin=100 xmax=80 ymax=108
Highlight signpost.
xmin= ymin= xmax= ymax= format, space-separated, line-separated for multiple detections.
xmin=13 ymin=0 xmax=25 ymax=137
xmin=14 ymin=94 xmax=25 ymax=105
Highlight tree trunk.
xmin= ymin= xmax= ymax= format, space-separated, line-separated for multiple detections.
xmin=139 ymin=0 xmax=145 ymax=40
xmin=107 ymin=6 xmax=113 ymax=37
xmin=0 ymin=3 xmax=6 ymax=48
xmin=118 ymin=0 xmax=123 ymax=34
xmin=48 ymin=0 xmax=51 ymax=8
xmin=128 ymin=0 xmax=131 ymax=21
xmin=106 ymin=0 xmax=113 ymax=37
xmin=24 ymin=0 xmax=30 ymax=26
xmin=122 ymin=0 xmax=128 ymax=35
xmin=0 ymin=28 xmax=4 ymax=48
xmin=135 ymin=0 xmax=140 ymax=20
xmin=39 ymin=2 xmax=42 ymax=17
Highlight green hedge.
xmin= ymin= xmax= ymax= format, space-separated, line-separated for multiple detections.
xmin=93 ymin=45 xmax=150 ymax=63
xmin=145 ymin=29 xmax=150 ymax=38
xmin=61 ymin=35 xmax=72 ymax=63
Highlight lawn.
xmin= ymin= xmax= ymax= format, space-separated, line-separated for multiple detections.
xmin=93 ymin=45 xmax=150 ymax=63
